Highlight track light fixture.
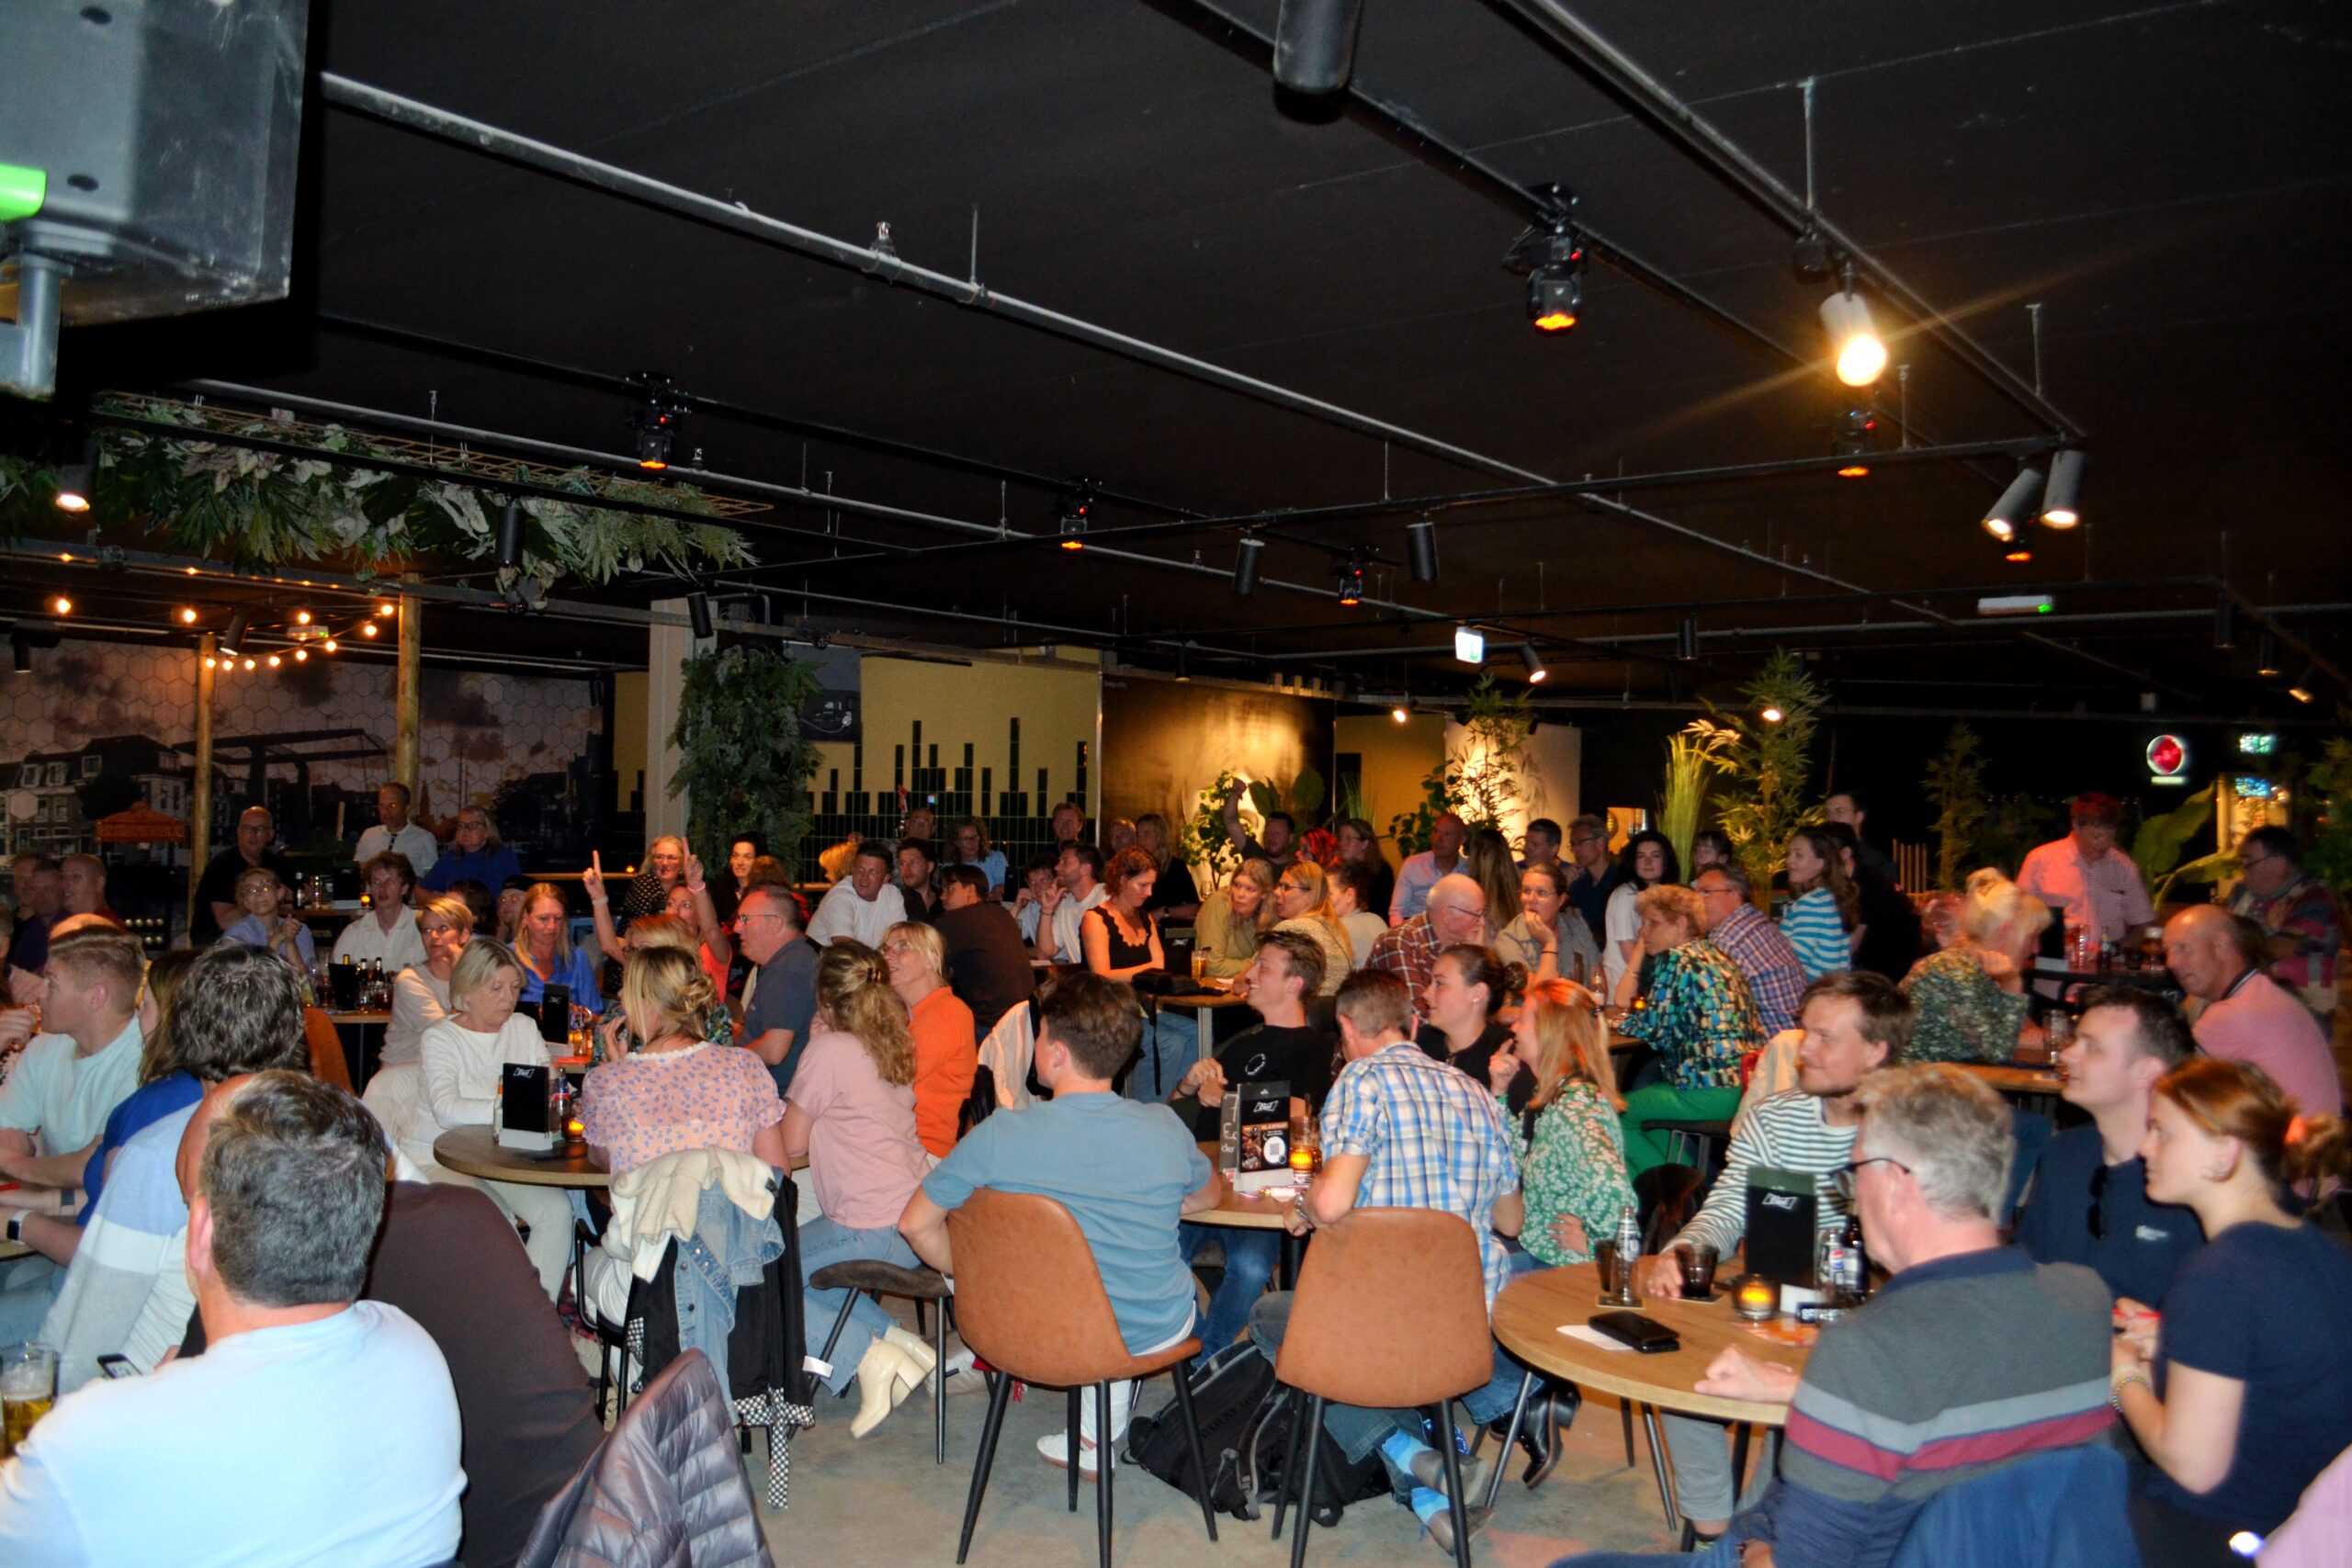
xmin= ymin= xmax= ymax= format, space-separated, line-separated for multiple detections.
xmin=1980 ymin=466 xmax=2046 ymax=544
xmin=496 ymin=501 xmax=526 ymax=570
xmin=220 ymin=615 xmax=248 ymax=655
xmin=1521 ymin=643 xmax=1548 ymax=682
xmin=1175 ymin=644 xmax=1191 ymax=682
xmin=2288 ymin=669 xmax=2316 ymax=705
xmin=686 ymin=591 xmax=714 ymax=640
xmin=1820 ymin=270 xmax=1887 ymax=387
xmin=1405 ymin=513 xmax=1439 ymax=583
xmin=2256 ymin=634 xmax=2283 ymax=679
xmin=1504 ymin=186 xmax=1586 ymax=333
xmin=1272 ymin=0 xmax=1364 ymax=95
xmin=1335 ymin=554 xmax=1365 ymax=606
xmin=1677 ymin=615 xmax=1698 ymax=662
xmin=2214 ymin=593 xmax=2238 ymax=651
xmin=1832 ymin=406 xmax=1878 ymax=478
xmin=627 ymin=371 xmax=686 ymax=471
xmin=1056 ymin=481 xmax=1094 ymax=551
xmin=51 ymin=432 xmax=96 ymax=513
xmin=1233 ymin=533 xmax=1264 ymax=597
xmin=2040 ymin=449 xmax=2086 ymax=529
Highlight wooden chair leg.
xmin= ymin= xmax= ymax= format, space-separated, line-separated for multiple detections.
xmin=1432 ymin=1404 xmax=1473 ymax=1568
xmin=956 ymin=1373 xmax=1014 ymax=1565
xmin=1169 ymin=1359 xmax=1219 ymax=1541
xmin=1288 ymin=1394 xmax=1326 ymax=1568
xmin=1095 ymin=1382 xmax=1115 ymax=1568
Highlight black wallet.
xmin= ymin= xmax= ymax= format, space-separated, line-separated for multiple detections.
xmin=1589 ymin=1311 xmax=1682 ymax=1354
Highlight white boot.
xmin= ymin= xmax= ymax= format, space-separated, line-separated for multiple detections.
xmin=879 ymin=1324 xmax=939 ymax=1378
xmin=848 ymin=1341 xmax=925 ymax=1439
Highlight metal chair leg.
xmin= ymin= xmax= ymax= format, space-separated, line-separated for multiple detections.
xmin=933 ymin=1293 xmax=951 ymax=1465
xmin=956 ymin=1373 xmax=1014 ymax=1564
xmin=1432 ymin=1404 xmax=1473 ymax=1568
xmin=1096 ymin=1382 xmax=1115 ymax=1568
xmin=1067 ymin=1388 xmax=1082 ymax=1513
xmin=1288 ymin=1394 xmax=1326 ymax=1568
xmin=1485 ymin=1371 xmax=1537 ymax=1511
xmin=1271 ymin=1386 xmax=1308 ymax=1542
xmin=1621 ymin=1398 xmax=1635 ymax=1466
xmin=816 ymin=1292 xmax=859 ymax=1367
xmin=1170 ymin=1358 xmax=1219 ymax=1541
xmin=1640 ymin=1404 xmax=1681 ymax=1530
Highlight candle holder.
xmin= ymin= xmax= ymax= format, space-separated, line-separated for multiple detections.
xmin=563 ymin=1114 xmax=587 ymax=1156
xmin=1732 ymin=1273 xmax=1778 ymax=1322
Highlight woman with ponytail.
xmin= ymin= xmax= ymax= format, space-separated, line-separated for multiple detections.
xmin=778 ymin=940 xmax=938 ymax=1439
xmin=2110 ymin=1057 xmax=2352 ymax=1566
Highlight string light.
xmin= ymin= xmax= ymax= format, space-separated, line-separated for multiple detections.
xmin=1760 ymin=705 xmax=1785 ymax=725
xmin=50 ymin=595 xmax=72 ymax=615
xmin=1391 ymin=705 xmax=1409 ymax=724
xmin=376 ymin=603 xmax=396 ymax=617
xmin=322 ymin=638 xmax=338 ymax=654
xmin=360 ymin=623 xmax=379 ymax=638
xmin=241 ymin=657 xmax=256 ymax=671
xmin=294 ymin=609 xmax=312 ymax=626
xmin=266 ymin=654 xmax=282 ymax=669
xmin=292 ymin=649 xmax=309 ymax=662
xmin=177 ymin=607 xmax=198 ymax=624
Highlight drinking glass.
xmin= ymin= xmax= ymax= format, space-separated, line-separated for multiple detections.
xmin=1595 ymin=1239 xmax=1627 ymax=1302
xmin=1677 ymin=1241 xmax=1720 ymax=1297
xmin=1 ymin=1342 xmax=58 ymax=1460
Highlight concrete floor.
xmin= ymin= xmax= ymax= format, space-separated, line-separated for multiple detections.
xmin=754 ymin=1305 xmax=1690 ymax=1568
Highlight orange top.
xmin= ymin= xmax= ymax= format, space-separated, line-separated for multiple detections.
xmin=909 ymin=985 xmax=979 ymax=1158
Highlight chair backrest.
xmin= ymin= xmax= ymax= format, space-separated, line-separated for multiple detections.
xmin=1886 ymin=1444 xmax=2136 ymax=1568
xmin=302 ymin=1006 xmax=355 ymax=1092
xmin=945 ymin=1187 xmax=1136 ymax=1387
xmin=1274 ymin=1207 xmax=1492 ymax=1409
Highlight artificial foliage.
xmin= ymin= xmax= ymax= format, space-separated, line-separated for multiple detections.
xmin=670 ymin=647 xmax=822 ymax=878
xmin=2304 ymin=735 xmax=2352 ymax=899
xmin=1659 ymin=720 xmax=1741 ymax=876
xmin=1921 ymin=722 xmax=1989 ymax=891
xmin=1389 ymin=675 xmax=1533 ymax=854
xmin=1702 ymin=650 xmax=1826 ymax=893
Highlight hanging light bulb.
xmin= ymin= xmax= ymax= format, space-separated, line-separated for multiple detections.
xmin=177 ymin=607 xmax=198 ymax=625
xmin=322 ymin=637 xmax=338 ymax=654
xmin=292 ymin=648 xmax=309 ymax=663
xmin=50 ymin=595 xmax=73 ymax=615
xmin=241 ymin=657 xmax=256 ymax=671
xmin=1391 ymin=705 xmax=1409 ymax=724
xmin=360 ymin=622 xmax=379 ymax=638
xmin=266 ymin=654 xmax=282 ymax=669
xmin=1821 ymin=286 xmax=1886 ymax=386
xmin=376 ymin=603 xmax=397 ymax=617
xmin=293 ymin=609 xmax=312 ymax=626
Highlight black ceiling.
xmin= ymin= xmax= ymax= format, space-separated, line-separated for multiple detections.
xmin=12 ymin=0 xmax=2352 ymax=716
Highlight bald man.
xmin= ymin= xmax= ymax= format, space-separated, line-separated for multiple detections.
xmin=2164 ymin=905 xmax=2342 ymax=1114
xmin=190 ymin=806 xmax=294 ymax=947
xmin=1366 ymin=872 xmax=1487 ymax=1007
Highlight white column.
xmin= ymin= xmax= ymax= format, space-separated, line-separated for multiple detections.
xmin=643 ymin=597 xmax=710 ymax=842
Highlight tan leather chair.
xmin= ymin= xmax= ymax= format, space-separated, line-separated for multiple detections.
xmin=302 ymin=1006 xmax=356 ymax=1093
xmin=1270 ymin=1207 xmax=1493 ymax=1568
xmin=945 ymin=1187 xmax=1217 ymax=1568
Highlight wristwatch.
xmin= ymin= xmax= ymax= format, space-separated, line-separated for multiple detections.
xmin=6 ymin=1212 xmax=24 ymax=1244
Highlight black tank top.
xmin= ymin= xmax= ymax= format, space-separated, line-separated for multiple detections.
xmin=1086 ymin=905 xmax=1156 ymax=967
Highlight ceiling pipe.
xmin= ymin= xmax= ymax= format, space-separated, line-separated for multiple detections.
xmin=1487 ymin=0 xmax=2085 ymax=441
xmin=1351 ymin=690 xmax=2346 ymax=729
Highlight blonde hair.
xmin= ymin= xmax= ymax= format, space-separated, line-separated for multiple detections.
xmin=134 ymin=948 xmax=199 ymax=1086
xmin=1466 ymin=828 xmax=1522 ymax=927
xmin=622 ymin=912 xmax=698 ymax=955
xmin=413 ymin=894 xmax=476 ymax=939
xmin=884 ymin=919 xmax=945 ymax=982
xmin=1634 ymin=883 xmax=1706 ymax=938
xmin=1230 ymin=858 xmax=1280 ymax=933
xmin=1960 ymin=867 xmax=2052 ymax=949
xmin=448 ymin=937 xmax=526 ymax=1014
xmin=1277 ymin=860 xmax=1351 ymax=953
xmin=620 ymin=944 xmax=718 ymax=1046
xmin=233 ymin=864 xmax=283 ymax=900
xmin=815 ymin=940 xmax=915 ymax=1087
xmin=517 ymin=883 xmax=572 ymax=963
xmin=1520 ymin=976 xmax=1623 ymax=1112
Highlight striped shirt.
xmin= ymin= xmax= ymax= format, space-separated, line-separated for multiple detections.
xmin=1322 ymin=1041 xmax=1520 ymax=1304
xmin=1707 ymin=902 xmax=1809 ymax=1036
xmin=1780 ymin=888 xmax=1852 ymax=980
xmin=1674 ymin=1089 xmax=1857 ymax=1259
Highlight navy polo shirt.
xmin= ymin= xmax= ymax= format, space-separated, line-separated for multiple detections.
xmin=2012 ymin=1122 xmax=2200 ymax=1307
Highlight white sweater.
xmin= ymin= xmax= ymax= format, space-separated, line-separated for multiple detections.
xmin=408 ymin=1013 xmax=550 ymax=1169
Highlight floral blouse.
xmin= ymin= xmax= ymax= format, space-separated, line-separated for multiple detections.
xmin=1510 ymin=1080 xmax=1637 ymax=1267
xmin=1620 ymin=939 xmax=1761 ymax=1089
xmin=578 ymin=1039 xmax=785 ymax=1175
xmin=1899 ymin=948 xmax=2028 ymax=1064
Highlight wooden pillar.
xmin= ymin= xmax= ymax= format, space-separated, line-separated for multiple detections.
xmin=187 ymin=633 xmax=217 ymax=940
xmin=393 ymin=581 xmax=423 ymax=797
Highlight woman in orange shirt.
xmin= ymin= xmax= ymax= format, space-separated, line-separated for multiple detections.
xmin=881 ymin=919 xmax=978 ymax=1158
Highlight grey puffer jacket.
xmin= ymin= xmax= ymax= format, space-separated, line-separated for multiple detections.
xmin=514 ymin=1350 xmax=774 ymax=1568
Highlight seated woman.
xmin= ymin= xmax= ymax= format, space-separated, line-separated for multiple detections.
xmin=1901 ymin=869 xmax=2051 ymax=1063
xmin=1778 ymin=827 xmax=1859 ymax=981
xmin=2112 ymin=1058 xmax=2352 ymax=1567
xmin=578 ymin=943 xmax=788 ymax=1323
xmin=1329 ymin=861 xmax=1391 ymax=969
xmin=1270 ymin=860 xmax=1352 ymax=995
xmin=512 ymin=881 xmax=600 ymax=1016
xmin=590 ymin=914 xmax=735 ymax=1056
xmin=333 ymin=852 xmax=424 ymax=973
xmin=780 ymin=942 xmax=939 ymax=1438
xmin=384 ymin=895 xmax=473 ymax=1067
xmin=1602 ymin=830 xmax=1679 ymax=1006
xmin=1465 ymin=826 xmax=1523 ymax=940
xmin=1495 ymin=861 xmax=1603 ymax=989
xmin=1485 ymin=975 xmax=1634 ymax=1483
xmin=1615 ymin=885 xmax=1762 ymax=1178
xmin=881 ymin=919 xmax=978 ymax=1159
xmin=582 ymin=851 xmax=730 ymax=999
xmin=615 ymin=834 xmax=690 ymax=922
xmin=1084 ymin=849 xmax=1195 ymax=1098
xmin=1136 ymin=812 xmax=1200 ymax=922
xmin=711 ymin=831 xmax=764 ymax=922
xmin=945 ymin=818 xmax=1007 ymax=902
xmin=405 ymin=938 xmax=574 ymax=1298
xmin=219 ymin=865 xmax=315 ymax=969
xmin=1194 ymin=857 xmax=1276 ymax=978
xmin=1417 ymin=944 xmax=1532 ymax=1111
xmin=492 ymin=874 xmax=530 ymax=946
xmin=1332 ymin=817 xmax=1395 ymax=931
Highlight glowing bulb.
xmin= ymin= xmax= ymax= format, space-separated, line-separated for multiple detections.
xmin=1760 ymin=705 xmax=1785 ymax=725
xmin=360 ymin=623 xmax=379 ymax=638
xmin=1391 ymin=705 xmax=1409 ymax=724
xmin=1820 ymin=289 xmax=1886 ymax=386
xmin=1532 ymin=310 xmax=1577 ymax=333
xmin=376 ymin=604 xmax=396 ymax=617
xmin=242 ymin=657 xmax=256 ymax=671
xmin=51 ymin=595 xmax=72 ymax=615
xmin=292 ymin=649 xmax=309 ymax=662
xmin=2005 ymin=548 xmax=2034 ymax=564
xmin=294 ymin=609 xmax=312 ymax=626
xmin=1836 ymin=464 xmax=1870 ymax=479
xmin=184 ymin=567 xmax=198 ymax=577
xmin=1982 ymin=514 xmax=2017 ymax=544
xmin=322 ymin=638 xmax=338 ymax=654
xmin=178 ymin=607 xmax=198 ymax=625
xmin=203 ymin=656 xmax=217 ymax=670
xmin=266 ymin=654 xmax=282 ymax=669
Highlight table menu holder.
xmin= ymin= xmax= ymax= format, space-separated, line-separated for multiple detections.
xmin=1744 ymin=1166 xmax=1819 ymax=1287
xmin=1226 ymin=1081 xmax=1293 ymax=1193
xmin=497 ymin=1062 xmax=554 ymax=1152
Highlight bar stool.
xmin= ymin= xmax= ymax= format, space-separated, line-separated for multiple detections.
xmin=1267 ymin=1207 xmax=1495 ymax=1568
xmin=808 ymin=1258 xmax=955 ymax=1464
xmin=946 ymin=1188 xmax=1217 ymax=1568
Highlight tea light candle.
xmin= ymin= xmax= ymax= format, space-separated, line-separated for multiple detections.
xmin=1733 ymin=1275 xmax=1777 ymax=1321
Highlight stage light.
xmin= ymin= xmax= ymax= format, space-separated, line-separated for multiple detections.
xmin=2256 ymin=634 xmax=2283 ymax=679
xmin=1678 ymin=616 xmax=1699 ymax=662
xmin=1406 ymin=514 xmax=1439 ymax=582
xmin=1821 ymin=288 xmax=1886 ymax=386
xmin=1528 ymin=269 xmax=1581 ymax=333
xmin=177 ymin=607 xmax=198 ymax=625
xmin=294 ymin=609 xmax=312 ymax=626
xmin=1833 ymin=406 xmax=1877 ymax=478
xmin=1980 ymin=466 xmax=2045 ymax=543
xmin=1336 ymin=557 xmax=1365 ymax=606
xmin=628 ymin=372 xmax=685 ymax=472
xmin=497 ymin=502 xmax=526 ymax=570
xmin=1272 ymin=0 xmax=1364 ymax=94
xmin=1056 ymin=489 xmax=1091 ymax=551
xmin=220 ymin=615 xmax=248 ymax=655
xmin=2214 ymin=593 xmax=2238 ymax=651
xmin=1521 ymin=643 xmax=1548 ymax=682
xmin=686 ymin=591 xmax=714 ymax=640
xmin=51 ymin=433 xmax=96 ymax=513
xmin=1233 ymin=534 xmax=1264 ymax=597
xmin=1760 ymin=704 xmax=1785 ymax=725
xmin=360 ymin=622 xmax=379 ymax=638
xmin=50 ymin=595 xmax=71 ymax=615
xmin=1454 ymin=626 xmax=1485 ymax=664
xmin=2040 ymin=449 xmax=2085 ymax=528
xmin=1391 ymin=705 xmax=1409 ymax=724
xmin=1505 ymin=189 xmax=1586 ymax=334
xmin=2289 ymin=669 xmax=2316 ymax=705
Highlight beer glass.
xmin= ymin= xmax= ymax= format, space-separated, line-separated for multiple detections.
xmin=1 ymin=1342 xmax=58 ymax=1459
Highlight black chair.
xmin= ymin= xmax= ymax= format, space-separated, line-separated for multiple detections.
xmin=808 ymin=1258 xmax=956 ymax=1463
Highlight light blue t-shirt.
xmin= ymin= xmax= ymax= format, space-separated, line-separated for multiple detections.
xmin=0 ymin=1020 xmax=143 ymax=1156
xmin=220 ymin=912 xmax=318 ymax=969
xmin=923 ymin=1091 xmax=1211 ymax=1353
xmin=0 ymin=1301 xmax=463 ymax=1567
xmin=951 ymin=851 xmax=1010 ymax=895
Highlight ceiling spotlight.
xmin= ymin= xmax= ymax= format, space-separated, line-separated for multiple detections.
xmin=1505 ymin=186 xmax=1586 ymax=334
xmin=1233 ymin=533 xmax=1264 ymax=597
xmin=266 ymin=654 xmax=282 ymax=669
xmin=359 ymin=622 xmax=379 ymax=638
xmin=1391 ymin=704 xmax=1409 ymax=724
xmin=1760 ymin=704 xmax=1786 ymax=725
xmin=1056 ymin=482 xmax=1093 ymax=551
xmin=2214 ymin=593 xmax=2238 ymax=651
xmin=1272 ymin=0 xmax=1364 ymax=95
xmin=1453 ymin=626 xmax=1486 ymax=664
xmin=497 ymin=501 xmax=526 ymax=570
xmin=1521 ymin=643 xmax=1548 ymax=682
xmin=1821 ymin=285 xmax=1886 ymax=386
xmin=627 ymin=371 xmax=686 ymax=471
xmin=2005 ymin=547 xmax=2035 ymax=564
xmin=50 ymin=595 xmax=72 ymax=615
xmin=1832 ymin=405 xmax=1878 ymax=478
xmin=1405 ymin=513 xmax=1440 ymax=582
xmin=376 ymin=603 xmax=396 ymax=617
xmin=2040 ymin=448 xmax=2086 ymax=528
xmin=686 ymin=590 xmax=715 ymax=640
xmin=2256 ymin=633 xmax=2283 ymax=679
xmin=177 ymin=607 xmax=198 ymax=625
xmin=220 ymin=614 xmax=248 ymax=655
xmin=1175 ymin=644 xmax=1191 ymax=682
xmin=293 ymin=609 xmax=311 ymax=626
xmin=2288 ymin=669 xmax=2316 ymax=705
xmin=1980 ymin=466 xmax=2046 ymax=543
xmin=322 ymin=637 xmax=338 ymax=654
xmin=1336 ymin=556 xmax=1366 ymax=606
xmin=1677 ymin=615 xmax=1699 ymax=662
xmin=292 ymin=648 xmax=309 ymax=663
xmin=51 ymin=433 xmax=96 ymax=513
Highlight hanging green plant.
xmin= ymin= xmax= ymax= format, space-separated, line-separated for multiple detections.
xmin=0 ymin=393 xmax=755 ymax=589
xmin=670 ymin=646 xmax=823 ymax=876
xmin=1921 ymin=721 xmax=1989 ymax=891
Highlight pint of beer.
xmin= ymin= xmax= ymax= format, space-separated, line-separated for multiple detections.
xmin=0 ymin=1341 xmax=58 ymax=1459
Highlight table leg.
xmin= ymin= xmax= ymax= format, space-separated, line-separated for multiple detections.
xmin=1730 ymin=1422 xmax=1752 ymax=1504
xmin=1639 ymin=1404 xmax=1680 ymax=1532
xmin=1192 ymin=1004 xmax=1215 ymax=1062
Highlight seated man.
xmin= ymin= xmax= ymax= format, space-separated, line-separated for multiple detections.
xmin=1632 ymin=973 xmax=1910 ymax=1540
xmin=1562 ymin=1066 xmax=2116 ymax=1568
xmin=334 ymin=851 xmax=427 ymax=973
xmin=0 ymin=924 xmax=147 ymax=1341
xmin=1034 ymin=842 xmax=1108 ymax=966
xmin=1253 ymin=969 xmax=1523 ymax=1555
xmin=2165 ymin=904 xmax=2342 ymax=1114
xmin=1367 ymin=872 xmax=1487 ymax=1005
xmin=37 ymin=944 xmax=311 ymax=1390
xmin=1166 ymin=931 xmax=1332 ymax=1354
xmin=899 ymin=971 xmax=1217 ymax=1474
xmin=0 ymin=1071 xmax=465 ymax=1565
xmin=933 ymin=863 xmax=1035 ymax=1037
xmin=808 ymin=841 xmax=908 ymax=949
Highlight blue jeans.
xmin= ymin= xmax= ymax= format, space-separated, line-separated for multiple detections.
xmin=1180 ymin=1222 xmax=1281 ymax=1355
xmin=1551 ymin=1540 xmax=1736 ymax=1568
xmin=673 ymin=1183 xmax=785 ymax=1412
xmin=1123 ymin=1011 xmax=1199 ymax=1101
xmin=801 ymin=1216 xmax=922 ymax=1396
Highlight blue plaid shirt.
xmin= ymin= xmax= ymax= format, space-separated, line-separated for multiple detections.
xmin=1322 ymin=1042 xmax=1521 ymax=1305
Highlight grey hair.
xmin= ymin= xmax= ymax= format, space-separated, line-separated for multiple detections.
xmin=1695 ymin=860 xmax=1752 ymax=896
xmin=173 ymin=943 xmax=312 ymax=1084
xmin=198 ymin=1071 xmax=390 ymax=1309
xmin=1853 ymin=1065 xmax=2014 ymax=1222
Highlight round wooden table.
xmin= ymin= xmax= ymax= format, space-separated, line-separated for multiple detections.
xmin=433 ymin=1124 xmax=609 ymax=1188
xmin=1190 ymin=1144 xmax=1306 ymax=1290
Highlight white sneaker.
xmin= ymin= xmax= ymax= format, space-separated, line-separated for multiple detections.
xmin=936 ymin=1348 xmax=989 ymax=1397
xmin=1036 ymin=1427 xmax=1102 ymax=1477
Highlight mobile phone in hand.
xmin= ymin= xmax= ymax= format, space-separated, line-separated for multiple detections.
xmin=96 ymin=1354 xmax=136 ymax=1381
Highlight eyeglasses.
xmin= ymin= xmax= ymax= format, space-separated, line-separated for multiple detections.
xmin=1832 ymin=1155 xmax=1913 ymax=1201
xmin=1569 ymin=836 xmax=1600 ymax=849
xmin=2237 ymin=853 xmax=2274 ymax=871
xmin=1696 ymin=885 xmax=1739 ymax=897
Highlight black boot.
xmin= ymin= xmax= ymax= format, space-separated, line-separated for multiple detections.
xmin=1486 ymin=1381 xmax=1580 ymax=1488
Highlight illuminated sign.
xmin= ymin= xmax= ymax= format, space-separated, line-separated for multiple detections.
xmin=2238 ymin=732 xmax=2278 ymax=756
xmin=2146 ymin=733 xmax=2189 ymax=784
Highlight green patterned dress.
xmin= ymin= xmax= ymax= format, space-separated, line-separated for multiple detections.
xmin=1899 ymin=948 xmax=2028 ymax=1063
xmin=1510 ymin=1080 xmax=1639 ymax=1266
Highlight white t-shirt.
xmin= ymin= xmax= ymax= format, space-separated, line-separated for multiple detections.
xmin=1048 ymin=885 xmax=1108 ymax=965
xmin=0 ymin=1020 xmax=142 ymax=1156
xmin=807 ymin=880 xmax=908 ymax=949
xmin=353 ymin=821 xmax=439 ymax=876
xmin=1602 ymin=882 xmax=1643 ymax=992
xmin=410 ymin=1014 xmax=550 ymax=1168
xmin=331 ymin=910 xmax=427 ymax=975
xmin=0 ymin=1301 xmax=463 ymax=1567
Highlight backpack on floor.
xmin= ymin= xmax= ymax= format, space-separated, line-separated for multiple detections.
xmin=1124 ymin=1341 xmax=1387 ymax=1526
